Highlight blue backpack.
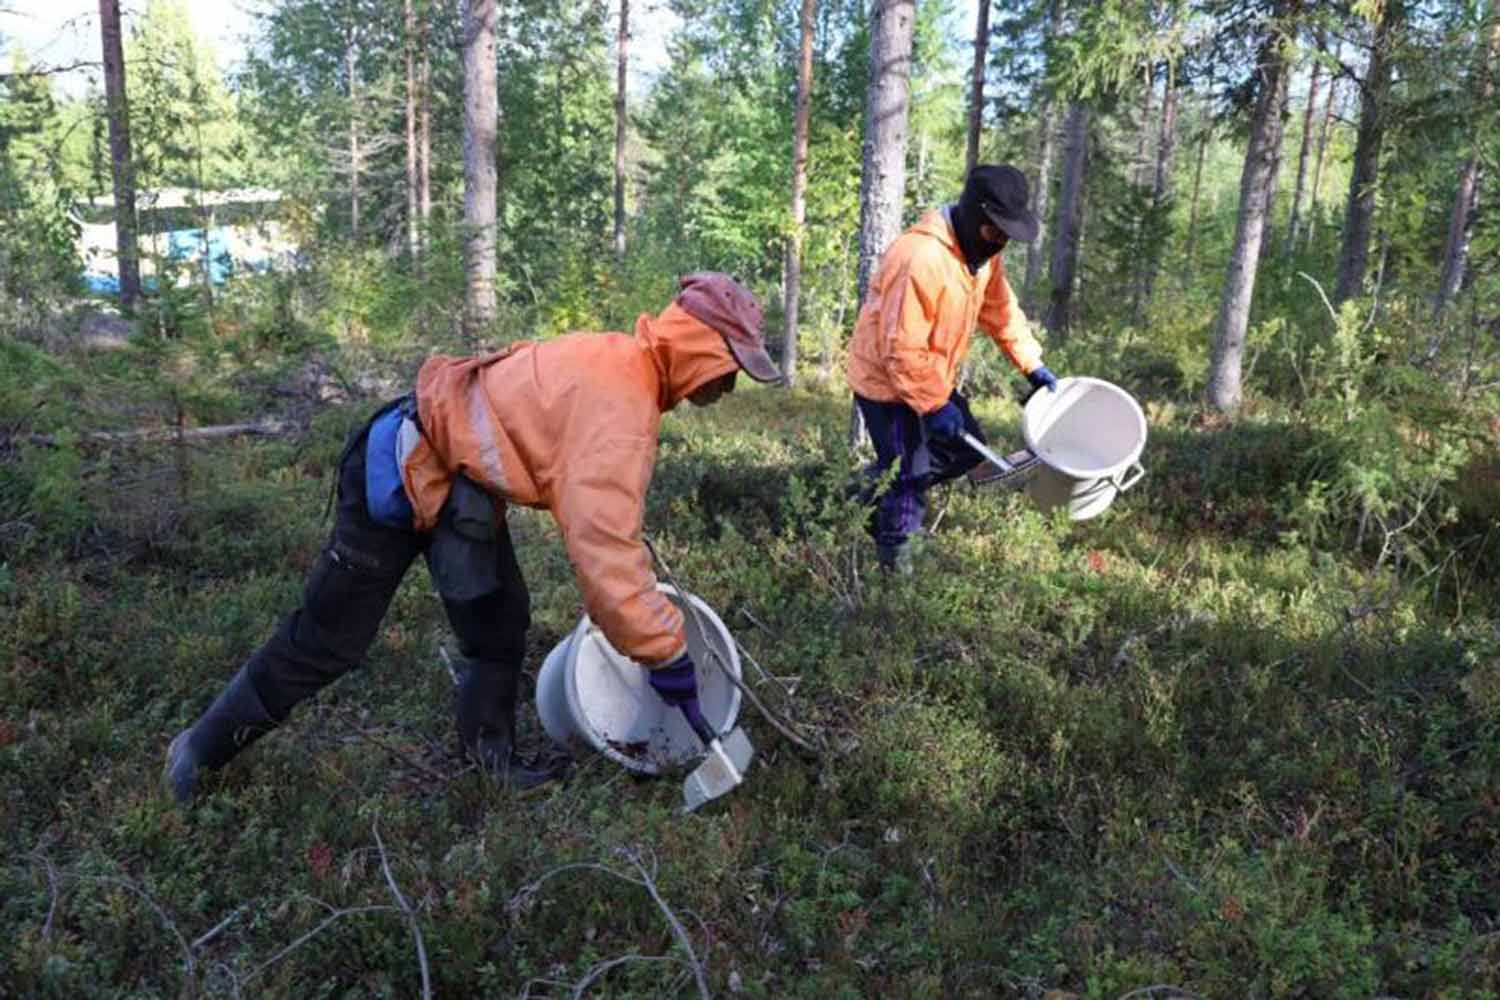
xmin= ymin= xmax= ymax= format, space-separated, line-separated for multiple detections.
xmin=365 ymin=406 xmax=416 ymax=528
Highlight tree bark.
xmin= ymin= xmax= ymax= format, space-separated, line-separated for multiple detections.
xmin=1142 ymin=74 xmax=1178 ymax=307
xmin=346 ymin=17 xmax=361 ymax=240
xmin=1023 ymin=0 xmax=1062 ymax=309
xmin=965 ymin=0 xmax=991 ymax=175
xmin=613 ymin=0 xmax=629 ymax=258
xmin=405 ymin=0 xmax=419 ymax=261
xmin=1023 ymin=105 xmax=1056 ymax=310
xmin=1284 ymin=51 xmax=1321 ymax=258
xmin=1043 ymin=101 xmax=1087 ymax=338
xmin=1257 ymin=72 xmax=1290 ymax=261
xmin=1129 ymin=64 xmax=1158 ymax=322
xmin=98 ymin=0 xmax=140 ymax=312
xmin=1306 ymin=38 xmax=1340 ymax=248
xmin=1207 ymin=17 xmax=1292 ymax=414
xmin=855 ymin=0 xmax=915 ymax=305
xmin=462 ymin=0 xmax=499 ymax=337
xmin=852 ymin=0 xmax=915 ymax=444
xmin=1334 ymin=0 xmax=1402 ymax=305
xmin=419 ymin=6 xmax=432 ymax=233
xmin=1184 ymin=124 xmax=1208 ymax=269
xmin=783 ymin=0 xmax=815 ymax=388
xmin=1434 ymin=9 xmax=1497 ymax=317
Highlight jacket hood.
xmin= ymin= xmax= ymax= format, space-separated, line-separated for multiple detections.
xmin=634 ymin=303 xmax=740 ymax=411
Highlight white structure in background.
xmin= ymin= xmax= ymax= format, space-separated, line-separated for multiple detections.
xmin=75 ymin=187 xmax=298 ymax=294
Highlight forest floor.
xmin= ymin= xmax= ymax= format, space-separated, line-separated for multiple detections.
xmin=2 ymin=319 xmax=1498 ymax=998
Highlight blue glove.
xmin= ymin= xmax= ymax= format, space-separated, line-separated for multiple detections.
xmin=648 ymin=652 xmax=712 ymax=740
xmin=1027 ymin=366 xmax=1059 ymax=392
xmin=922 ymin=401 xmax=964 ymax=441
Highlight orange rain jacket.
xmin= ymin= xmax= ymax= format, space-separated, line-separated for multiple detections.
xmin=399 ymin=305 xmax=741 ymax=666
xmin=847 ymin=208 xmax=1045 ymax=415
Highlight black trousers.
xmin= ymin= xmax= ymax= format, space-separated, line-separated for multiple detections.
xmin=242 ymin=401 xmax=530 ymax=721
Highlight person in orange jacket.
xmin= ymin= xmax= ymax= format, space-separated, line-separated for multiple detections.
xmin=164 ymin=273 xmax=781 ymax=803
xmin=847 ymin=164 xmax=1058 ymax=571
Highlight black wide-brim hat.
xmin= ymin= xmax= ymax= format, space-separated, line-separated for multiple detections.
xmin=963 ymin=164 xmax=1041 ymax=244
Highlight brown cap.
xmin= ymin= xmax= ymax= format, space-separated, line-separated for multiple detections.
xmin=674 ymin=272 xmax=782 ymax=384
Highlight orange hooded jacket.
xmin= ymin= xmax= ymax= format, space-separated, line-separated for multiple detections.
xmin=399 ymin=304 xmax=740 ymax=666
xmin=847 ymin=208 xmax=1044 ymax=415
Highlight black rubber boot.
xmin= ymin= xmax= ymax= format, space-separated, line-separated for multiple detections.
xmin=455 ymin=660 xmax=568 ymax=791
xmin=163 ymin=666 xmax=277 ymax=805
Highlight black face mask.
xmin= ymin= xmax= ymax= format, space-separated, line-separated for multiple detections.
xmin=951 ymin=198 xmax=1008 ymax=274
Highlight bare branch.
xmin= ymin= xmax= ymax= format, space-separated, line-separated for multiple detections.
xmin=372 ymin=822 xmax=433 ymax=1000
xmin=615 ymin=846 xmax=709 ymax=1000
xmin=242 ymin=902 xmax=399 ymax=986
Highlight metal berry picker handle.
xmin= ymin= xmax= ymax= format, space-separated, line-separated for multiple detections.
xmin=960 ymin=431 xmax=1015 ymax=474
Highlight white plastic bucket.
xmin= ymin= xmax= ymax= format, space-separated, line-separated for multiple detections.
xmin=1020 ymin=376 xmax=1147 ymax=521
xmin=535 ymin=584 xmax=742 ymax=775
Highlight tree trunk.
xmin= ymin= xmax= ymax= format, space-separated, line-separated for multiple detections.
xmin=1043 ymin=101 xmax=1087 ymax=338
xmin=405 ymin=0 xmax=419 ymax=261
xmin=1284 ymin=52 xmax=1321 ymax=258
xmin=783 ymin=0 xmax=815 ymax=389
xmin=1434 ymin=10 xmax=1497 ymax=317
xmin=1023 ymin=106 xmax=1057 ymax=310
xmin=1135 ymin=63 xmax=1155 ymax=188
xmin=613 ymin=0 xmax=629 ymax=258
xmin=419 ymin=6 xmax=431 ymax=233
xmin=855 ymin=0 xmax=915 ymax=304
xmin=1183 ymin=125 xmax=1208 ymax=269
xmin=346 ymin=19 xmax=361 ymax=241
xmin=965 ymin=0 xmax=990 ymax=175
xmin=1334 ymin=1 xmax=1402 ymax=305
xmin=853 ymin=0 xmax=915 ymax=445
xmin=1142 ymin=74 xmax=1178 ymax=307
xmin=1258 ymin=74 xmax=1290 ymax=261
xmin=1207 ymin=20 xmax=1292 ymax=414
xmin=1023 ymin=0 xmax=1062 ymax=310
xmin=1306 ymin=38 xmax=1340 ymax=248
xmin=98 ymin=0 xmax=140 ymax=312
xmin=462 ymin=0 xmax=499 ymax=337
xmin=1128 ymin=64 xmax=1157 ymax=322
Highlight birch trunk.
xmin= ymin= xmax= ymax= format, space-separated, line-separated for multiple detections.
xmin=783 ymin=0 xmax=816 ymax=388
xmin=1207 ymin=23 xmax=1291 ymax=414
xmin=1043 ymin=102 xmax=1087 ymax=338
xmin=965 ymin=0 xmax=991 ymax=175
xmin=1334 ymin=1 xmax=1402 ymax=305
xmin=98 ymin=0 xmax=141 ymax=311
xmin=462 ymin=0 xmax=499 ymax=336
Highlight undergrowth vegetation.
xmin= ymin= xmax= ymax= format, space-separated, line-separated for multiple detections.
xmin=2 ymin=275 xmax=1499 ymax=997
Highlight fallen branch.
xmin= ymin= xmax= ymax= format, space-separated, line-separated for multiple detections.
xmin=643 ymin=534 xmax=824 ymax=758
xmin=242 ymin=899 xmax=398 ymax=987
xmin=372 ymin=822 xmax=433 ymax=1000
xmin=22 ymin=420 xmax=293 ymax=448
xmin=507 ymin=847 xmax=710 ymax=1000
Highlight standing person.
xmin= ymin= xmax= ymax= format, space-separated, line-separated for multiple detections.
xmin=164 ymin=273 xmax=782 ymax=804
xmin=847 ymin=164 xmax=1059 ymax=572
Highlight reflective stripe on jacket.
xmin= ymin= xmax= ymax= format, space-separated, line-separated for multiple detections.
xmin=400 ymin=304 xmax=739 ymax=665
xmin=847 ymin=208 xmax=1044 ymax=415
